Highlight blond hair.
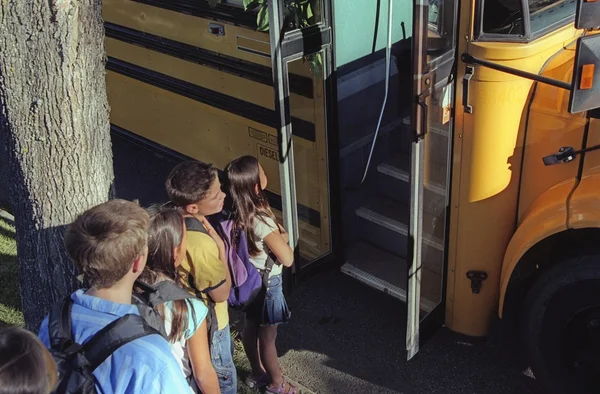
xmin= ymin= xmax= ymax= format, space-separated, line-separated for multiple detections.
xmin=64 ymin=199 xmax=149 ymax=288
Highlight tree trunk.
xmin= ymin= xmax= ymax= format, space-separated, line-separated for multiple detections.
xmin=0 ymin=0 xmax=113 ymax=330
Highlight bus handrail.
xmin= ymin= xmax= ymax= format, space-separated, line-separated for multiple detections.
xmin=461 ymin=53 xmax=571 ymax=90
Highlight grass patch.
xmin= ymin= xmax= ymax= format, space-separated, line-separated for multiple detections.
xmin=233 ymin=330 xmax=257 ymax=394
xmin=0 ymin=214 xmax=23 ymax=327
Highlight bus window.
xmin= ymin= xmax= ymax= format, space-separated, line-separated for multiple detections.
xmin=428 ymin=0 xmax=458 ymax=55
xmin=480 ymin=0 xmax=525 ymax=36
xmin=529 ymin=0 xmax=577 ymax=37
xmin=479 ymin=0 xmax=577 ymax=39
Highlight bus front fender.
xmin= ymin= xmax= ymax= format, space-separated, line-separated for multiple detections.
xmin=498 ymin=179 xmax=576 ymax=317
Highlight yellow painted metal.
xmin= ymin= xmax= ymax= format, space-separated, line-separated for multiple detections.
xmin=581 ymin=118 xmax=600 ymax=176
xmin=105 ymin=38 xmax=316 ymax=124
xmin=102 ymin=0 xmax=310 ymax=77
xmin=516 ymin=42 xmax=587 ymax=221
xmin=569 ymin=118 xmax=600 ymax=229
xmin=446 ymin=23 xmax=583 ymax=336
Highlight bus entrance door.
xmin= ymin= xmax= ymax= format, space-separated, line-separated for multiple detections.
xmin=406 ymin=0 xmax=460 ymax=359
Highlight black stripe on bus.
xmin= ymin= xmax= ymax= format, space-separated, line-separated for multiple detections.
xmin=132 ymin=0 xmax=257 ymax=29
xmin=106 ymin=57 xmax=316 ymax=142
xmin=104 ymin=23 xmax=314 ymax=99
xmin=110 ymin=123 xmax=322 ymax=228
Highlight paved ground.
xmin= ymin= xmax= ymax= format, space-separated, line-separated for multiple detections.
xmin=112 ymin=135 xmax=543 ymax=394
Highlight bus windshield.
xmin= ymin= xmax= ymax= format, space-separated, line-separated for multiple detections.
xmin=529 ymin=0 xmax=576 ymax=37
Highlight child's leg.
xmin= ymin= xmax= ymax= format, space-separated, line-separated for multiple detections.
xmin=242 ymin=314 xmax=265 ymax=377
xmin=259 ymin=324 xmax=283 ymax=386
xmin=210 ymin=324 xmax=237 ymax=394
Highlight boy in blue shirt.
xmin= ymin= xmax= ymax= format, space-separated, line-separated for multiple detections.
xmin=38 ymin=199 xmax=191 ymax=394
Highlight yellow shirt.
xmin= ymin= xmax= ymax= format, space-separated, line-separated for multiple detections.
xmin=177 ymin=230 xmax=229 ymax=330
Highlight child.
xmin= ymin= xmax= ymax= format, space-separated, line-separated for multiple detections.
xmin=225 ymin=156 xmax=296 ymax=394
xmin=140 ymin=205 xmax=220 ymax=394
xmin=165 ymin=161 xmax=236 ymax=394
xmin=37 ymin=199 xmax=191 ymax=394
xmin=0 ymin=326 xmax=57 ymax=394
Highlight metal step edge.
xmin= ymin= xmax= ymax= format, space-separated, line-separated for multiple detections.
xmin=340 ymin=263 xmax=437 ymax=312
xmin=355 ymin=207 xmax=444 ymax=251
xmin=376 ymin=163 xmax=446 ymax=196
xmin=339 ymin=118 xmax=406 ymax=159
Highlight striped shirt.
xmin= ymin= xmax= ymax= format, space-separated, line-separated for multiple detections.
xmin=38 ymin=289 xmax=193 ymax=394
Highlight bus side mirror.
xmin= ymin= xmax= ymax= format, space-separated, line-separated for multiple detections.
xmin=569 ymin=34 xmax=600 ymax=114
xmin=575 ymin=0 xmax=600 ymax=29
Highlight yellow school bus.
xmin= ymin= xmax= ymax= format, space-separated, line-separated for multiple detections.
xmin=102 ymin=0 xmax=600 ymax=392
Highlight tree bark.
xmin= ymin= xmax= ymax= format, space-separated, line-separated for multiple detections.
xmin=0 ymin=0 xmax=113 ymax=330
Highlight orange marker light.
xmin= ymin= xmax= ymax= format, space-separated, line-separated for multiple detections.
xmin=586 ymin=0 xmax=596 ymax=3
xmin=580 ymin=64 xmax=595 ymax=90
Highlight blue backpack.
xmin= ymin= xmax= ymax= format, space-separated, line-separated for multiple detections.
xmin=208 ymin=211 xmax=274 ymax=310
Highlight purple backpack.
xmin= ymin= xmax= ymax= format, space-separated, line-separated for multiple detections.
xmin=212 ymin=214 xmax=273 ymax=310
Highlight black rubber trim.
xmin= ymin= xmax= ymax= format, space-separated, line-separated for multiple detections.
xmin=110 ymin=124 xmax=322 ymax=229
xmin=133 ymin=0 xmax=257 ymax=28
xmin=106 ymin=57 xmax=316 ymax=142
xmin=104 ymin=23 xmax=314 ymax=99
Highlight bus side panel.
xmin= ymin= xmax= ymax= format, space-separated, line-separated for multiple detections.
xmin=569 ymin=118 xmax=600 ymax=230
xmin=102 ymin=0 xmax=311 ymax=76
xmin=516 ymin=44 xmax=587 ymax=222
xmin=106 ymin=72 xmax=324 ymax=261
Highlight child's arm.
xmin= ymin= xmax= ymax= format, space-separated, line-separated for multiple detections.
xmin=264 ymin=228 xmax=294 ymax=267
xmin=188 ymin=319 xmax=220 ymax=394
xmin=201 ymin=217 xmax=232 ymax=303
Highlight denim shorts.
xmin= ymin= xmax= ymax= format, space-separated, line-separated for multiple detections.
xmin=245 ymin=274 xmax=291 ymax=326
xmin=210 ymin=324 xmax=237 ymax=394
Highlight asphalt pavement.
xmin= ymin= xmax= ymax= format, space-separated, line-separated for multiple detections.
xmin=112 ymin=134 xmax=543 ymax=394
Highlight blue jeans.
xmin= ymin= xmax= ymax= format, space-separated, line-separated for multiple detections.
xmin=210 ymin=324 xmax=237 ymax=394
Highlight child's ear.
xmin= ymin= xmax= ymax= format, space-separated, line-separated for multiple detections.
xmin=255 ymin=184 xmax=260 ymax=194
xmin=184 ymin=203 xmax=198 ymax=215
xmin=131 ymin=254 xmax=145 ymax=274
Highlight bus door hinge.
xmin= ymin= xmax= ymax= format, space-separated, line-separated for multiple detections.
xmin=463 ymin=66 xmax=474 ymax=114
xmin=466 ymin=270 xmax=488 ymax=294
xmin=543 ymin=145 xmax=600 ymax=166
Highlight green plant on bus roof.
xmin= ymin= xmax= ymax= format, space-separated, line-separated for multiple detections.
xmin=209 ymin=0 xmax=322 ymax=75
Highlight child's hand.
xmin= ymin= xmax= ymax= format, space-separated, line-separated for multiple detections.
xmin=201 ymin=218 xmax=225 ymax=251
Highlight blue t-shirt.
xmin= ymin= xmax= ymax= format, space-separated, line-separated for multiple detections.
xmin=38 ymin=290 xmax=192 ymax=394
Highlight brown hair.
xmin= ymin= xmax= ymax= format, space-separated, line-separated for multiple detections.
xmin=165 ymin=161 xmax=219 ymax=207
xmin=139 ymin=205 xmax=195 ymax=343
xmin=225 ymin=156 xmax=273 ymax=256
xmin=64 ymin=199 xmax=149 ymax=289
xmin=0 ymin=327 xmax=57 ymax=394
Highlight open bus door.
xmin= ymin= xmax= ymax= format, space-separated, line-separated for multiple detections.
xmin=407 ymin=0 xmax=459 ymax=359
xmin=266 ymin=0 xmax=334 ymax=286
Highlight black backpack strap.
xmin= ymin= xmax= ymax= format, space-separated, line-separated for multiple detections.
xmin=48 ymin=296 xmax=75 ymax=352
xmin=81 ymin=314 xmax=159 ymax=371
xmin=260 ymin=255 xmax=276 ymax=287
xmin=134 ymin=280 xmax=194 ymax=307
xmin=184 ymin=217 xmax=208 ymax=235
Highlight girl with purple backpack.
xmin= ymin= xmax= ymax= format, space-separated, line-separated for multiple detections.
xmin=225 ymin=156 xmax=296 ymax=394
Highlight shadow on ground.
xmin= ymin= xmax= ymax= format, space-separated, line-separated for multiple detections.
xmin=113 ymin=135 xmax=542 ymax=394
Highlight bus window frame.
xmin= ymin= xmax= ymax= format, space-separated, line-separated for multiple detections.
xmin=474 ymin=0 xmax=576 ymax=42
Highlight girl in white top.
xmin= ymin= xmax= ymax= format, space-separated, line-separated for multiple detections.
xmin=141 ymin=206 xmax=220 ymax=394
xmin=225 ymin=156 xmax=296 ymax=394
